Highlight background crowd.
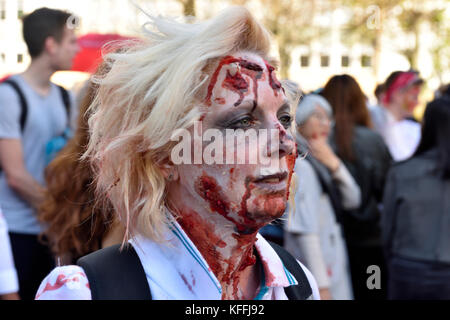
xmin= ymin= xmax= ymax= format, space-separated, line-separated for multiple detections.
xmin=1 ymin=4 xmax=450 ymax=300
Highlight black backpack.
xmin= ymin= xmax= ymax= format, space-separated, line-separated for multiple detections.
xmin=77 ymin=241 xmax=313 ymax=300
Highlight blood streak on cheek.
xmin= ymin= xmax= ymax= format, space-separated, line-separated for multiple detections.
xmin=195 ymin=173 xmax=247 ymax=232
xmin=195 ymin=174 xmax=230 ymax=216
xmin=285 ymin=152 xmax=297 ymax=200
xmin=236 ymin=179 xmax=257 ymax=233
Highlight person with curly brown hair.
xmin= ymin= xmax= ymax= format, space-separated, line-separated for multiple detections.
xmin=38 ymin=72 xmax=124 ymax=266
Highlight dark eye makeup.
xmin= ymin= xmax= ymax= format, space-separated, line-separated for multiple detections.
xmin=214 ymin=100 xmax=292 ymax=130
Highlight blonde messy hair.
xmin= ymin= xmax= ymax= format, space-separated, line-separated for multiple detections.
xmin=84 ymin=6 xmax=274 ymax=243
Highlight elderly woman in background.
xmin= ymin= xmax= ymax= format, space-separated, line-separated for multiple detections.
xmin=35 ymin=7 xmax=319 ymax=300
xmin=284 ymin=94 xmax=360 ymax=300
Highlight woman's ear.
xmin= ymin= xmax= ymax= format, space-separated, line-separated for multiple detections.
xmin=158 ymin=160 xmax=179 ymax=182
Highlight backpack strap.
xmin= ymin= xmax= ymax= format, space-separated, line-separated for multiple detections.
xmin=2 ymin=79 xmax=28 ymax=132
xmin=268 ymin=241 xmax=313 ymax=300
xmin=1 ymin=80 xmax=71 ymax=132
xmin=77 ymin=244 xmax=152 ymax=300
xmin=56 ymin=85 xmax=71 ymax=123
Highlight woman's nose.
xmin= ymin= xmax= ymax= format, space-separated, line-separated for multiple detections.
xmin=266 ymin=122 xmax=295 ymax=159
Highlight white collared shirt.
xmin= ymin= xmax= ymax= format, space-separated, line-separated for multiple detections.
xmin=35 ymin=218 xmax=319 ymax=300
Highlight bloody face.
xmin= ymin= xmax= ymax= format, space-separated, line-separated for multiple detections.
xmin=169 ymin=51 xmax=296 ymax=234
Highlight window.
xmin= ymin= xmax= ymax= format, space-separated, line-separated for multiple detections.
xmin=320 ymin=55 xmax=329 ymax=67
xmin=341 ymin=55 xmax=350 ymax=67
xmin=17 ymin=53 xmax=23 ymax=63
xmin=300 ymin=55 xmax=310 ymax=67
xmin=0 ymin=0 xmax=5 ymax=20
xmin=17 ymin=0 xmax=24 ymax=19
xmin=361 ymin=55 xmax=372 ymax=67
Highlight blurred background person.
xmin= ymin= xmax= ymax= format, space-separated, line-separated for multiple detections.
xmin=321 ymin=74 xmax=392 ymax=300
xmin=0 ymin=207 xmax=20 ymax=300
xmin=435 ymin=83 xmax=450 ymax=99
xmin=369 ymin=83 xmax=386 ymax=135
xmin=375 ymin=71 xmax=424 ymax=161
xmin=0 ymin=7 xmax=79 ymax=300
xmin=382 ymin=95 xmax=450 ymax=300
xmin=284 ymin=94 xmax=361 ymax=300
xmin=38 ymin=72 xmax=124 ymax=266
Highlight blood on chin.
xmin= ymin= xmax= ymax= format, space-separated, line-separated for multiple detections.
xmin=194 ymin=172 xmax=287 ymax=234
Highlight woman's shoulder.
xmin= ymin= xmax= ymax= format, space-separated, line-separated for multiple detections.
xmin=35 ymin=265 xmax=92 ymax=300
xmin=353 ymin=126 xmax=384 ymax=144
xmin=389 ymin=151 xmax=439 ymax=179
xmin=352 ymin=126 xmax=390 ymax=157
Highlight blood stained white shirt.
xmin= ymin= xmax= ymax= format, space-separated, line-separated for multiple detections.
xmin=35 ymin=218 xmax=319 ymax=300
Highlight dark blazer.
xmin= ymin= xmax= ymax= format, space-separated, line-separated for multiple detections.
xmin=382 ymin=149 xmax=450 ymax=264
xmin=330 ymin=126 xmax=392 ymax=247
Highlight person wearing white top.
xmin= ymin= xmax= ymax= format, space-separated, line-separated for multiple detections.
xmin=0 ymin=208 xmax=20 ymax=300
xmin=371 ymin=71 xmax=424 ymax=161
xmin=35 ymin=7 xmax=319 ymax=300
xmin=284 ymin=94 xmax=361 ymax=300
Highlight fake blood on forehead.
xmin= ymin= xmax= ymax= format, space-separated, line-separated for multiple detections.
xmin=205 ymin=55 xmax=266 ymax=107
xmin=263 ymin=61 xmax=283 ymax=96
xmin=206 ymin=56 xmax=241 ymax=106
xmin=223 ymin=70 xmax=249 ymax=107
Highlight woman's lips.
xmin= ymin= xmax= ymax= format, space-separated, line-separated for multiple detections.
xmin=250 ymin=172 xmax=288 ymax=192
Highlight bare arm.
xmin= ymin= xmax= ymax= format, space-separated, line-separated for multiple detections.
xmin=0 ymin=139 xmax=46 ymax=209
xmin=0 ymin=292 xmax=20 ymax=300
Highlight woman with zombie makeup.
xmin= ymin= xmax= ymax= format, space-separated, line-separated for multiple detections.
xmin=284 ymin=94 xmax=360 ymax=300
xmin=321 ymin=75 xmax=392 ymax=300
xmin=35 ymin=7 xmax=320 ymax=300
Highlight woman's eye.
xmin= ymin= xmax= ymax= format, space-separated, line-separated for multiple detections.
xmin=230 ymin=116 xmax=254 ymax=129
xmin=279 ymin=115 xmax=292 ymax=128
